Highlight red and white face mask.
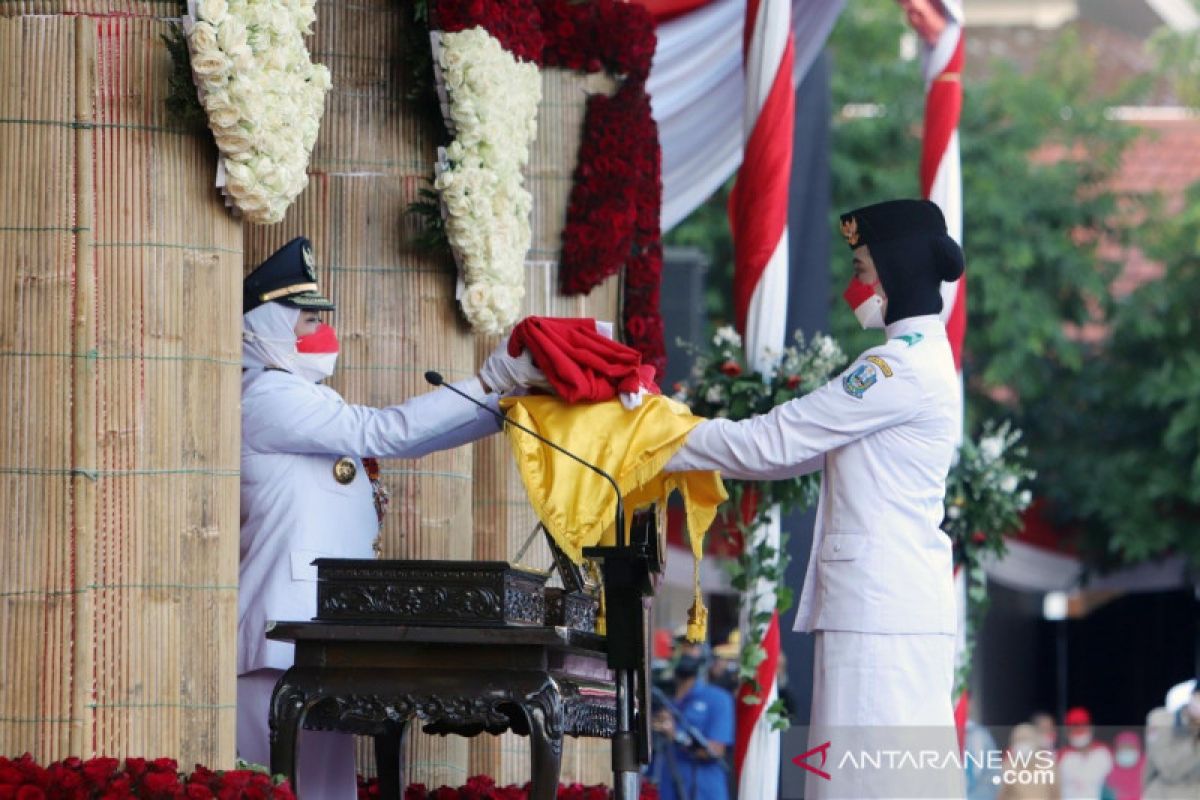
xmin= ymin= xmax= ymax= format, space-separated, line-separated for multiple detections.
xmin=842 ymin=277 xmax=887 ymax=330
xmin=295 ymin=322 xmax=339 ymax=382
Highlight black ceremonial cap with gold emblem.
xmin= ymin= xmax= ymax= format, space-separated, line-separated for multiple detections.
xmin=838 ymin=199 xmax=965 ymax=324
xmin=243 ymin=237 xmax=336 ymax=314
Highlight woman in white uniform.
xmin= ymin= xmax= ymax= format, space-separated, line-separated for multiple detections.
xmin=237 ymin=237 xmax=545 ymax=798
xmin=665 ymin=199 xmax=966 ymax=798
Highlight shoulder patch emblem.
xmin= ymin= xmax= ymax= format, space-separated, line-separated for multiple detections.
xmin=842 ymin=362 xmax=878 ymax=398
xmin=894 ymin=332 xmax=924 ymax=347
xmin=865 ymin=355 xmax=893 ymax=377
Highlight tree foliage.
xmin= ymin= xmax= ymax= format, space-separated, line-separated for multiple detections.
xmin=666 ymin=0 xmax=1200 ymax=569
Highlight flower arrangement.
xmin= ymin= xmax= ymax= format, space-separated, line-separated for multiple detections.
xmin=429 ymin=26 xmax=542 ymax=335
xmin=358 ymin=774 xmax=659 ymax=800
xmin=549 ymin=1 xmax=662 ymax=376
xmin=943 ymin=420 xmax=1035 ymax=694
xmin=183 ymin=0 xmax=331 ymax=224
xmin=673 ymin=326 xmax=848 ymax=727
xmin=538 ymin=0 xmax=656 ymax=81
xmin=0 ymin=754 xmax=294 ymax=799
xmin=416 ymin=0 xmax=662 ymax=361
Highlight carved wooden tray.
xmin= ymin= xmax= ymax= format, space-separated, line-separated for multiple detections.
xmin=313 ymin=559 xmax=548 ymax=627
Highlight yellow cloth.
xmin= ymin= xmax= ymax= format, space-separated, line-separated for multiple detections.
xmin=500 ymin=394 xmax=727 ymax=640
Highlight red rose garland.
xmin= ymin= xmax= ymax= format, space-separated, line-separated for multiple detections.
xmin=427 ymin=0 xmax=664 ymax=377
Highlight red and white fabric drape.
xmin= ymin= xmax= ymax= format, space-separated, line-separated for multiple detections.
xmin=919 ymin=1 xmax=965 ymax=368
xmin=916 ymin=0 xmax=968 ymax=738
xmin=728 ymin=1 xmax=794 ymax=798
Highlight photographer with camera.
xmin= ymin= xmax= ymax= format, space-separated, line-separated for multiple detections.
xmin=649 ymin=653 xmax=735 ymax=800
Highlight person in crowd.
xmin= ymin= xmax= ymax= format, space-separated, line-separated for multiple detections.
xmin=650 ymin=653 xmax=735 ymax=800
xmin=236 ymin=237 xmax=548 ymax=798
xmin=707 ymin=630 xmax=740 ymax=693
xmin=964 ymin=716 xmax=1000 ymax=800
xmin=1032 ymin=712 xmax=1060 ymax=761
xmin=1058 ymin=707 xmax=1113 ymax=799
xmin=1143 ymin=677 xmax=1200 ymax=798
xmin=664 ymin=199 xmax=967 ymax=798
xmin=997 ymin=724 xmax=1060 ymax=800
xmin=1101 ymin=730 xmax=1145 ymax=800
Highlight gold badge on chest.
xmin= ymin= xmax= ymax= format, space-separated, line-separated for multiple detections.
xmin=333 ymin=456 xmax=357 ymax=485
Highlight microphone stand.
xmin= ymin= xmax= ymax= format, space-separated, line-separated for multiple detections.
xmin=425 ymin=373 xmax=646 ymax=799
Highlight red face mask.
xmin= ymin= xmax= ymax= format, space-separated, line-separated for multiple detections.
xmin=294 ymin=322 xmax=339 ymax=382
xmin=296 ymin=322 xmax=339 ymax=354
xmin=842 ymin=278 xmax=886 ymax=329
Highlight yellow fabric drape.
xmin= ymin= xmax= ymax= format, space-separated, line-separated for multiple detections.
xmin=500 ymin=395 xmax=727 ymax=640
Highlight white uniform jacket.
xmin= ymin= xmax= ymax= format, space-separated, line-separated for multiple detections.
xmin=666 ymin=316 xmax=961 ymax=635
xmin=239 ymin=369 xmax=501 ymax=674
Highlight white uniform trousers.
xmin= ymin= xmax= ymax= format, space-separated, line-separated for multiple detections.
xmin=804 ymin=631 xmax=965 ymax=800
xmin=237 ymin=669 xmax=358 ymax=799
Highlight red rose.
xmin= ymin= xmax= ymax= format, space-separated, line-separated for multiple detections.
xmin=185 ymin=785 xmax=214 ymax=799
xmin=719 ymin=360 xmax=742 ymax=377
xmin=785 ymin=374 xmax=802 ymax=389
xmin=15 ymin=788 xmax=44 ymax=800
xmin=123 ymin=759 xmax=147 ymax=779
xmin=82 ymin=758 xmax=120 ymax=786
xmin=141 ymin=771 xmax=180 ymax=796
xmin=0 ymin=788 xmax=15 ymax=800
xmin=0 ymin=767 xmax=23 ymax=786
xmin=271 ymin=783 xmax=295 ymax=800
xmin=431 ymin=788 xmax=458 ymax=800
xmin=150 ymin=758 xmax=178 ymax=774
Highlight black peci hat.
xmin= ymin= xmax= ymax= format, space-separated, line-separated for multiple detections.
xmin=839 ymin=199 xmax=964 ymax=324
xmin=243 ymin=237 xmax=335 ymax=314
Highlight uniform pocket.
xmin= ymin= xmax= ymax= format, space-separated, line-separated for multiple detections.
xmin=819 ymin=531 xmax=866 ymax=561
xmin=289 ymin=549 xmax=333 ymax=581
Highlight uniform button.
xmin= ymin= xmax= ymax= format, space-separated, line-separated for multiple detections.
xmin=834 ymin=544 xmax=841 ymax=552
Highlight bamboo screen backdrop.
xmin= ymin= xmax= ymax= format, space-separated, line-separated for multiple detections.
xmin=0 ymin=1 xmax=242 ymax=769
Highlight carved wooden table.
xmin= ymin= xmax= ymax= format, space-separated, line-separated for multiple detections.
xmin=266 ymin=622 xmax=617 ymax=800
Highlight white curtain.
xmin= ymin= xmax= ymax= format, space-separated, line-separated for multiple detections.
xmin=650 ymin=0 xmax=846 ymax=231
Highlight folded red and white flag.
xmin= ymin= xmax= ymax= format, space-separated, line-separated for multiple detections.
xmin=507 ymin=316 xmax=660 ymax=404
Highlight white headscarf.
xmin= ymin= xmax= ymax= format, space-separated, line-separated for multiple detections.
xmin=242 ymin=302 xmax=301 ymax=372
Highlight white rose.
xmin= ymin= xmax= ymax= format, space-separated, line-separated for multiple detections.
xmin=198 ymin=0 xmax=228 ymax=25
xmin=999 ymin=474 xmax=1019 ymax=494
xmin=215 ymin=128 xmax=254 ymax=157
xmin=191 ymin=51 xmax=231 ymax=78
xmin=188 ymin=21 xmax=220 ymax=54
xmin=946 ymin=505 xmax=962 ymax=520
xmin=217 ymin=15 xmax=248 ymax=53
xmin=1018 ymin=490 xmax=1032 ymax=508
xmin=705 ymin=384 xmax=726 ymax=404
xmin=979 ymin=436 xmax=1004 ymax=463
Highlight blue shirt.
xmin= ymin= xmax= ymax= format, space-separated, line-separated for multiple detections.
xmin=652 ymin=681 xmax=735 ymax=800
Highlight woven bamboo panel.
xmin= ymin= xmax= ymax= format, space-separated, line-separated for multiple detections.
xmin=0 ymin=10 xmax=241 ymax=769
xmin=242 ymin=0 xmax=477 ymax=788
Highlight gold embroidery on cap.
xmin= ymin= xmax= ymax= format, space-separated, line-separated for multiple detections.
xmin=841 ymin=217 xmax=860 ymax=246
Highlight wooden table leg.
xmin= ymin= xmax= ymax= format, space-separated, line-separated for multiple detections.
xmin=527 ymin=706 xmax=564 ymax=800
xmin=374 ymin=722 xmax=408 ymax=800
xmin=268 ymin=678 xmax=307 ymax=794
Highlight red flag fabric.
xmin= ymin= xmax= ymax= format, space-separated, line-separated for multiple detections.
xmin=507 ymin=316 xmax=660 ymax=403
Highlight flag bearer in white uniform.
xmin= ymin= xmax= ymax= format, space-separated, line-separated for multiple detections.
xmin=665 ymin=199 xmax=967 ymax=798
xmin=236 ymin=237 xmax=547 ymax=798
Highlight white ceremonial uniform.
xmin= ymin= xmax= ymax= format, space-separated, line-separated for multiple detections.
xmin=237 ymin=366 xmax=500 ymax=798
xmin=666 ymin=315 xmax=964 ymax=799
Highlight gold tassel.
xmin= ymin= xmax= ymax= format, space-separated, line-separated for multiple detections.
xmin=686 ymin=558 xmax=707 ymax=643
xmin=596 ymin=586 xmax=607 ymax=637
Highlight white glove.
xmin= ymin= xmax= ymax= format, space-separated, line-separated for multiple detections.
xmin=619 ymin=388 xmax=648 ymax=410
xmin=479 ymin=339 xmax=551 ymax=395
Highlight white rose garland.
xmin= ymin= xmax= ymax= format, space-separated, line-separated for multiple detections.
xmin=184 ymin=0 xmax=330 ymax=224
xmin=431 ymin=28 xmax=541 ymax=336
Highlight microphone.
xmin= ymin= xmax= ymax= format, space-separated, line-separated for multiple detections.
xmin=424 ymin=371 xmax=627 ymax=546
